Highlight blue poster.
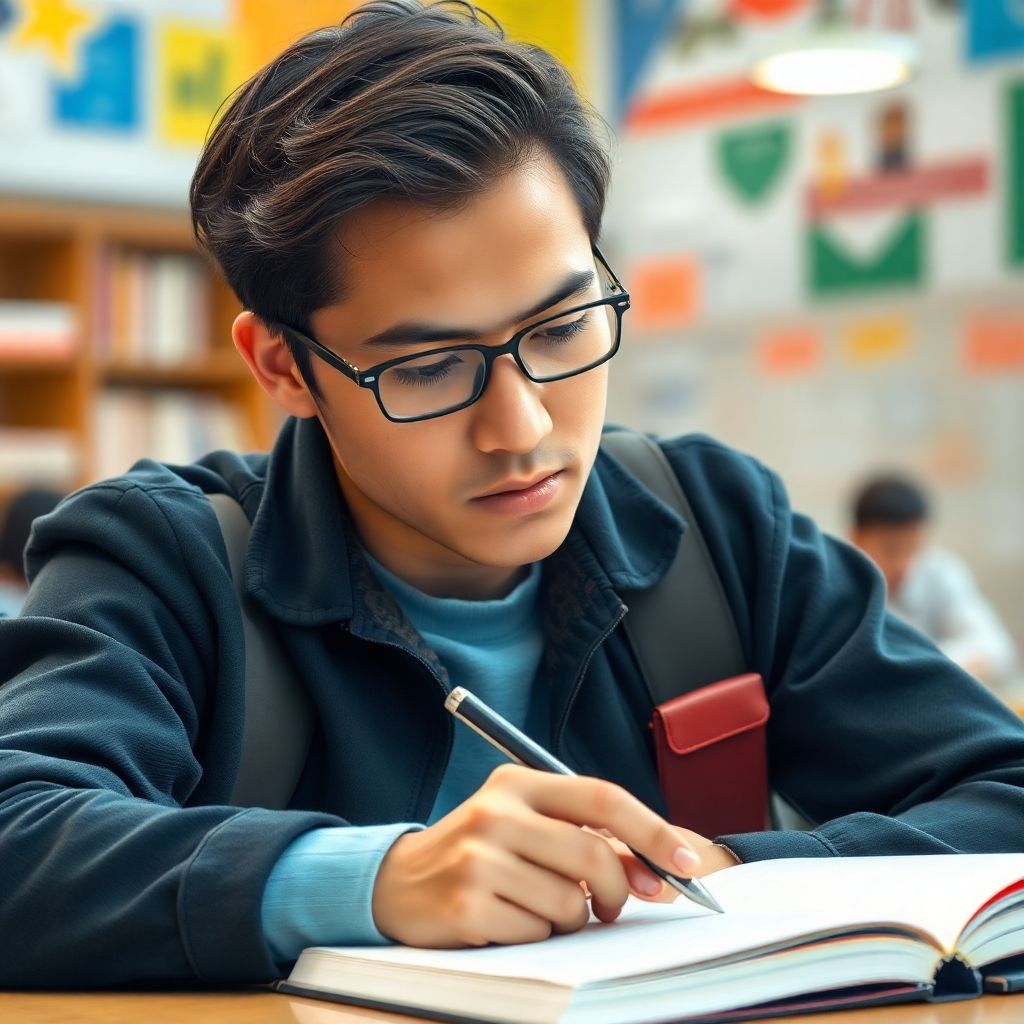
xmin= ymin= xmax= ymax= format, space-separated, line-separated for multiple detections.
xmin=967 ymin=0 xmax=1024 ymax=63
xmin=615 ymin=0 xmax=678 ymax=122
xmin=0 ymin=1 xmax=14 ymax=35
xmin=53 ymin=17 xmax=139 ymax=131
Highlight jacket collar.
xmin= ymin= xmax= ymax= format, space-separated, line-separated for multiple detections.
xmin=245 ymin=417 xmax=687 ymax=625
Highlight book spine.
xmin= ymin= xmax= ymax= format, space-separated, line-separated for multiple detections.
xmin=927 ymin=955 xmax=983 ymax=1002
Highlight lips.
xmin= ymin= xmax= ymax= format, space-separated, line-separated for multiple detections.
xmin=475 ymin=471 xmax=561 ymax=499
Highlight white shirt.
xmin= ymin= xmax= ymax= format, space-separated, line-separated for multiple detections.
xmin=889 ymin=546 xmax=1018 ymax=682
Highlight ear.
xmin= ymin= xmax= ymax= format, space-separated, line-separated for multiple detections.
xmin=232 ymin=311 xmax=318 ymax=419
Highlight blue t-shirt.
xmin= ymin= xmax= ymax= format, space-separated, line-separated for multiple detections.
xmin=260 ymin=554 xmax=545 ymax=961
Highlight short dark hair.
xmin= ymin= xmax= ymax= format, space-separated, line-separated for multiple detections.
xmin=0 ymin=488 xmax=63 ymax=581
xmin=852 ymin=475 xmax=930 ymax=529
xmin=189 ymin=0 xmax=611 ymax=390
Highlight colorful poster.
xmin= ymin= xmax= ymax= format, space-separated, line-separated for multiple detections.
xmin=159 ymin=22 xmax=237 ymax=147
xmin=10 ymin=0 xmax=96 ymax=76
xmin=966 ymin=0 xmax=1024 ymax=63
xmin=0 ymin=47 xmax=43 ymax=133
xmin=1009 ymin=82 xmax=1024 ymax=267
xmin=484 ymin=0 xmax=583 ymax=86
xmin=809 ymin=213 xmax=924 ymax=297
xmin=614 ymin=0 xmax=677 ymax=121
xmin=53 ymin=17 xmax=139 ymax=132
xmin=843 ymin=315 xmax=912 ymax=366
xmin=758 ymin=326 xmax=822 ymax=376
xmin=235 ymin=0 xmax=360 ymax=84
xmin=628 ymin=256 xmax=700 ymax=332
xmin=716 ymin=121 xmax=792 ymax=205
xmin=626 ymin=78 xmax=801 ymax=134
xmin=731 ymin=0 xmax=809 ymax=17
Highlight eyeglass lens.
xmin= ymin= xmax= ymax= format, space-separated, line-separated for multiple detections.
xmin=376 ymin=301 xmax=619 ymax=421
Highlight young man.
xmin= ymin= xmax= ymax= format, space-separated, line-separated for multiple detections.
xmin=850 ymin=474 xmax=1017 ymax=685
xmin=1 ymin=0 xmax=1023 ymax=988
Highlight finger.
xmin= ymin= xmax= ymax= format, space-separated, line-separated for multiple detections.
xmin=465 ymin=896 xmax=553 ymax=947
xmin=589 ymin=831 xmax=659 ymax=897
xmin=619 ymin=851 xmax=678 ymax=902
xmin=483 ymin=844 xmax=592 ymax=934
xmin=494 ymin=814 xmax=630 ymax=923
xmin=516 ymin=772 xmax=702 ymax=879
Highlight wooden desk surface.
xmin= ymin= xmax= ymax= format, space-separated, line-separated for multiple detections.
xmin=2 ymin=990 xmax=1022 ymax=1024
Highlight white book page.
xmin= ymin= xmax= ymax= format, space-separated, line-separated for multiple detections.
xmin=300 ymin=854 xmax=1024 ymax=989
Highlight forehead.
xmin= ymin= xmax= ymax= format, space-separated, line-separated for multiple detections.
xmin=319 ymin=152 xmax=591 ymax=336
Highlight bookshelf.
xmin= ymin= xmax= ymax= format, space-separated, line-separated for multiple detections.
xmin=0 ymin=198 xmax=279 ymax=500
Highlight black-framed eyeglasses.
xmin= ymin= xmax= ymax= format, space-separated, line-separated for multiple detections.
xmin=280 ymin=246 xmax=631 ymax=423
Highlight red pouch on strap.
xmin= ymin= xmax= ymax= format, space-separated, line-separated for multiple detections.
xmin=649 ymin=673 xmax=770 ymax=838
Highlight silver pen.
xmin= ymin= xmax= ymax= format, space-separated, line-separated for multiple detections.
xmin=444 ymin=686 xmax=724 ymax=914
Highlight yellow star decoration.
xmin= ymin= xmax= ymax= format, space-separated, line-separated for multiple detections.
xmin=12 ymin=0 xmax=98 ymax=78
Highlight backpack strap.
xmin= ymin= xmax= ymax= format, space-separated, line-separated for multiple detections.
xmin=207 ymin=493 xmax=314 ymax=809
xmin=599 ymin=429 xmax=746 ymax=703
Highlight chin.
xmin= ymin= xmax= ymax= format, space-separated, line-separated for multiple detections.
xmin=504 ymin=515 xmax=576 ymax=567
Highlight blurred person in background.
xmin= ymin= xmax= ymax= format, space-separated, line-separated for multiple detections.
xmin=0 ymin=488 xmax=63 ymax=618
xmin=850 ymin=474 xmax=1017 ymax=687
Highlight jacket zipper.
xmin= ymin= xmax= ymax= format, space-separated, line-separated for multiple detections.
xmin=341 ymin=623 xmax=454 ymax=816
xmin=552 ymin=602 xmax=627 ymax=764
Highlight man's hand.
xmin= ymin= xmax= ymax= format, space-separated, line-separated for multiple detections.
xmin=599 ymin=824 xmax=740 ymax=903
xmin=371 ymin=764 xmax=707 ymax=948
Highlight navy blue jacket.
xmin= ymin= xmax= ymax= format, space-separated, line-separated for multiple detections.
xmin=1 ymin=416 xmax=1022 ymax=987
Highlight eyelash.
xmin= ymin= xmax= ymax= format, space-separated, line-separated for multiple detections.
xmin=536 ymin=312 xmax=591 ymax=342
xmin=390 ymin=355 xmax=462 ymax=387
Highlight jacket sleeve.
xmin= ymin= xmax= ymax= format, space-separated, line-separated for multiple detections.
xmin=662 ymin=436 xmax=1024 ymax=861
xmin=0 ymin=479 xmax=344 ymax=987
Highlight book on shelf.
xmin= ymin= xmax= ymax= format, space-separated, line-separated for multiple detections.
xmin=0 ymin=301 xmax=76 ymax=359
xmin=94 ymin=247 xmax=209 ymax=365
xmin=94 ymin=389 xmax=246 ymax=480
xmin=0 ymin=429 xmax=79 ymax=486
xmin=279 ymin=854 xmax=1024 ymax=1024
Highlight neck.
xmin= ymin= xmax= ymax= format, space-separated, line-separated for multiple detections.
xmin=362 ymin=541 xmax=529 ymax=600
xmin=331 ymin=452 xmax=529 ymax=601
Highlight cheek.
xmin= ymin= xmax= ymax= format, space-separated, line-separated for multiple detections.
xmin=323 ymin=385 xmax=462 ymax=508
xmin=557 ymin=364 xmax=609 ymax=437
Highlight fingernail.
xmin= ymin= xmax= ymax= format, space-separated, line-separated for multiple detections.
xmin=635 ymin=873 xmax=661 ymax=896
xmin=673 ymin=846 xmax=701 ymax=872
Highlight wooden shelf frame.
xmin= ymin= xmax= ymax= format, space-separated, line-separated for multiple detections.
xmin=0 ymin=197 xmax=279 ymax=488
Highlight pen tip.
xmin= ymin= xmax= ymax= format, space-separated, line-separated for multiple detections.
xmin=696 ymin=887 xmax=725 ymax=914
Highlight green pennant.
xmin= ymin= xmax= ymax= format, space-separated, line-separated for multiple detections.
xmin=716 ymin=121 xmax=793 ymax=205
xmin=1008 ymin=81 xmax=1024 ymax=267
xmin=809 ymin=213 xmax=925 ymax=297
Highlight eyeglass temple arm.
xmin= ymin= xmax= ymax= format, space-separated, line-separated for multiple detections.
xmin=591 ymin=243 xmax=625 ymax=295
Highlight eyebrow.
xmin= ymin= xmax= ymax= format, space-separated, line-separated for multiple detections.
xmin=359 ymin=268 xmax=597 ymax=350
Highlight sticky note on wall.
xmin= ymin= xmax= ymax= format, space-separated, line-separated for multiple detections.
xmin=629 ymin=256 xmax=701 ymax=332
xmin=965 ymin=315 xmax=1024 ymax=371
xmin=843 ymin=316 xmax=911 ymax=366
xmin=758 ymin=326 xmax=822 ymax=376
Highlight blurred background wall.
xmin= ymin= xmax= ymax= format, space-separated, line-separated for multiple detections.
xmin=0 ymin=0 xmax=1021 ymax=662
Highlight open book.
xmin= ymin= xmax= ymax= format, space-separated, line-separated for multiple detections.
xmin=279 ymin=854 xmax=1024 ymax=1023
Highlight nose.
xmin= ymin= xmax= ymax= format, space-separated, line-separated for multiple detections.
xmin=469 ymin=353 xmax=553 ymax=455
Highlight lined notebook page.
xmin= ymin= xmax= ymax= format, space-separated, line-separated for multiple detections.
xmin=302 ymin=855 xmax=1024 ymax=988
